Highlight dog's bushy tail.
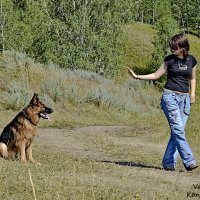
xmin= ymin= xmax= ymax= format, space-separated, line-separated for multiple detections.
xmin=0 ymin=143 xmax=8 ymax=158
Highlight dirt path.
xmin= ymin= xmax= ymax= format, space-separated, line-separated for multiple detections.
xmin=36 ymin=126 xmax=200 ymax=187
xmin=36 ymin=126 xmax=164 ymax=157
xmin=36 ymin=126 xmax=131 ymax=159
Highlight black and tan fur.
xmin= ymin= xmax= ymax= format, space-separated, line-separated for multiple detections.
xmin=0 ymin=93 xmax=53 ymax=163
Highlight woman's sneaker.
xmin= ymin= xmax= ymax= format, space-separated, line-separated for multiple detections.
xmin=163 ymin=167 xmax=175 ymax=171
xmin=186 ymin=164 xmax=198 ymax=171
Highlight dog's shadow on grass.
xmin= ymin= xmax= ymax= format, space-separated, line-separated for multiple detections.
xmin=99 ymin=160 xmax=162 ymax=170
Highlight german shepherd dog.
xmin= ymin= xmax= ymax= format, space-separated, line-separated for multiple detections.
xmin=0 ymin=93 xmax=53 ymax=163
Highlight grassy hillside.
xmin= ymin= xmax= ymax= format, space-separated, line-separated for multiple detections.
xmin=0 ymin=23 xmax=200 ymax=145
xmin=0 ymin=50 xmax=161 ymax=128
xmin=123 ymin=23 xmax=156 ymax=71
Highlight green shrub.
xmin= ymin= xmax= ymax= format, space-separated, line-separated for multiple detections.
xmin=84 ymin=78 xmax=158 ymax=113
xmin=85 ymin=85 xmax=113 ymax=108
xmin=40 ymin=77 xmax=68 ymax=103
xmin=0 ymin=80 xmax=31 ymax=110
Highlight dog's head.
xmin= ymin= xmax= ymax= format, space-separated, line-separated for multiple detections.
xmin=29 ymin=93 xmax=54 ymax=121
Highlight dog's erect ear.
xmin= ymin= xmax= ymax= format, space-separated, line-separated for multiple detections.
xmin=34 ymin=93 xmax=38 ymax=98
xmin=30 ymin=93 xmax=39 ymax=105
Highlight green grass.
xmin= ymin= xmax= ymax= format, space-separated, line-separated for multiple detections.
xmin=0 ymin=127 xmax=199 ymax=200
xmin=122 ymin=23 xmax=156 ymax=75
xmin=188 ymin=34 xmax=200 ymax=96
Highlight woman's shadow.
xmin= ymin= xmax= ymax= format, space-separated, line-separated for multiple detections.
xmin=99 ymin=160 xmax=162 ymax=170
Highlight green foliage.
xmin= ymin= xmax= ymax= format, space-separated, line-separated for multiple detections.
xmin=152 ymin=0 xmax=178 ymax=63
xmin=71 ymin=69 xmax=105 ymax=82
xmin=1 ymin=0 xmax=200 ymax=80
xmin=171 ymin=0 xmax=200 ymax=34
xmin=0 ymin=0 xmax=33 ymax=52
xmin=0 ymin=0 xmax=136 ymax=78
xmin=135 ymin=0 xmax=200 ymax=37
xmin=147 ymin=0 xmax=178 ymax=88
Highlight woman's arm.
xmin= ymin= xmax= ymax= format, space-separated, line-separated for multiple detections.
xmin=127 ymin=63 xmax=167 ymax=81
xmin=190 ymin=66 xmax=197 ymax=104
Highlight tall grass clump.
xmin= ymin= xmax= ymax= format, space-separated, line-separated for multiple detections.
xmin=124 ymin=79 xmax=159 ymax=108
xmin=41 ymin=77 xmax=68 ymax=103
xmin=84 ymin=84 xmax=142 ymax=112
xmin=0 ymin=51 xmax=35 ymax=70
xmin=0 ymin=80 xmax=32 ymax=110
xmin=84 ymin=77 xmax=159 ymax=113
xmin=85 ymin=85 xmax=114 ymax=108
xmin=41 ymin=78 xmax=80 ymax=104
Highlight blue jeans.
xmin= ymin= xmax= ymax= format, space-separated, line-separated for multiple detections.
xmin=161 ymin=90 xmax=196 ymax=169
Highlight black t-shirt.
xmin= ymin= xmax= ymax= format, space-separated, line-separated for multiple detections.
xmin=164 ymin=54 xmax=197 ymax=93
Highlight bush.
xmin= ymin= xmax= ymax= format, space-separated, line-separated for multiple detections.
xmin=0 ymin=80 xmax=31 ymax=110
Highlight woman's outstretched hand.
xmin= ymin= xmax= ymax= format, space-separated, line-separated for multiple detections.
xmin=127 ymin=67 xmax=138 ymax=79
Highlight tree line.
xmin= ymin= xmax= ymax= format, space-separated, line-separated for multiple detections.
xmin=136 ymin=0 xmax=200 ymax=36
xmin=0 ymin=0 xmax=199 ymax=77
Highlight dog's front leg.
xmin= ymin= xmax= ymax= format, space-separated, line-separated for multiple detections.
xmin=18 ymin=142 xmax=26 ymax=162
xmin=26 ymin=144 xmax=35 ymax=163
xmin=26 ymin=144 xmax=41 ymax=165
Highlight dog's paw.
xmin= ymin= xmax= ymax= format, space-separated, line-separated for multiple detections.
xmin=35 ymin=161 xmax=42 ymax=166
xmin=30 ymin=159 xmax=41 ymax=165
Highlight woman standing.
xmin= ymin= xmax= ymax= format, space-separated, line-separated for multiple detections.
xmin=127 ymin=33 xmax=198 ymax=171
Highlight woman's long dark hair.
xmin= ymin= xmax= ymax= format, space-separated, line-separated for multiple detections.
xmin=169 ymin=33 xmax=189 ymax=58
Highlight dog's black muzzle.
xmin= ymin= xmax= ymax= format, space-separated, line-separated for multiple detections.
xmin=45 ymin=107 xmax=54 ymax=114
xmin=39 ymin=107 xmax=54 ymax=120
